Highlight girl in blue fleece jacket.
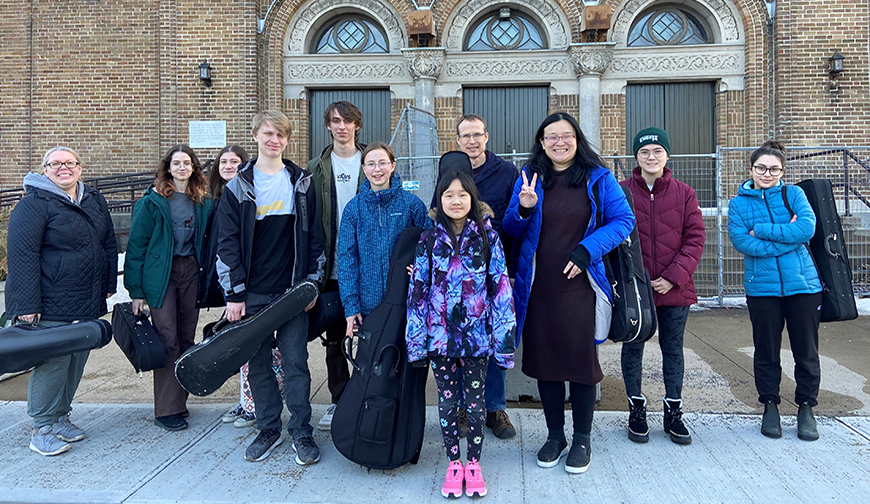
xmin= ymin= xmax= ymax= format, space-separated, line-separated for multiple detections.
xmin=728 ymin=140 xmax=823 ymax=442
xmin=336 ymin=142 xmax=430 ymax=337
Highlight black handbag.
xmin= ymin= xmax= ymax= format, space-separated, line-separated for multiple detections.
xmin=0 ymin=319 xmax=113 ymax=374
xmin=111 ymin=302 xmax=166 ymax=373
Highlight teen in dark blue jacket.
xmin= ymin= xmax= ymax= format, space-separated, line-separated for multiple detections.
xmin=337 ymin=142 xmax=430 ymax=337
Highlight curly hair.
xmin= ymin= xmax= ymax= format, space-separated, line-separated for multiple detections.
xmin=155 ymin=144 xmax=208 ymax=204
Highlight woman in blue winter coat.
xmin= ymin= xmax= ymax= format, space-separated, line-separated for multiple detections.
xmin=336 ymin=142 xmax=430 ymax=337
xmin=728 ymin=140 xmax=822 ymax=442
xmin=406 ymin=170 xmax=515 ymax=498
xmin=124 ymin=145 xmax=211 ymax=432
xmin=503 ymin=112 xmax=634 ymax=474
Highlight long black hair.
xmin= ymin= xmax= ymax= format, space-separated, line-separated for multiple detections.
xmin=433 ymin=170 xmax=490 ymax=262
xmin=526 ymin=112 xmax=603 ymax=189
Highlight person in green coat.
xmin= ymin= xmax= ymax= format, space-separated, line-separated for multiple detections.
xmin=124 ymin=144 xmax=211 ymax=431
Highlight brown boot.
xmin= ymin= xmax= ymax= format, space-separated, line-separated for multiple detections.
xmin=485 ymin=410 xmax=516 ymax=439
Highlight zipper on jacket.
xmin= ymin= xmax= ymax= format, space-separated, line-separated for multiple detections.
xmin=762 ymin=191 xmax=785 ymax=297
xmin=649 ymin=191 xmax=657 ymax=278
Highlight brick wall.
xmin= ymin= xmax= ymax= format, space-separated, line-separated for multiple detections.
xmin=5 ymin=0 xmax=870 ymax=188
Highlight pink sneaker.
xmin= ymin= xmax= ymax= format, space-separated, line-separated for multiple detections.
xmin=441 ymin=460 xmax=464 ymax=498
xmin=464 ymin=460 xmax=487 ymax=497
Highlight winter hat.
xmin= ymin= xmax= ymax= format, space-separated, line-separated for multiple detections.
xmin=633 ymin=127 xmax=671 ymax=157
xmin=437 ymin=151 xmax=473 ymax=184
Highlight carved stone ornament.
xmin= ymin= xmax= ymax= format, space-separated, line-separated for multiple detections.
xmin=568 ymin=43 xmax=616 ymax=77
xmin=609 ymin=53 xmax=740 ymax=73
xmin=284 ymin=0 xmax=405 ymax=54
xmin=443 ymin=0 xmax=570 ymax=50
xmin=446 ymin=58 xmax=571 ymax=78
xmin=286 ymin=61 xmax=407 ymax=80
xmin=401 ymin=48 xmax=445 ymax=80
xmin=610 ymin=0 xmax=741 ymax=45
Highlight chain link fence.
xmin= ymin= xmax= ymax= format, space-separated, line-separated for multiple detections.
xmin=390 ymin=106 xmax=440 ymax=206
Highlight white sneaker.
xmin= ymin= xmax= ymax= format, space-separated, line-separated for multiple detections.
xmin=317 ymin=404 xmax=336 ymax=431
xmin=233 ymin=411 xmax=257 ymax=428
xmin=221 ymin=404 xmax=244 ymax=423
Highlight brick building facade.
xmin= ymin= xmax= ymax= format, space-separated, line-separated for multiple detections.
xmin=1 ymin=0 xmax=867 ymax=188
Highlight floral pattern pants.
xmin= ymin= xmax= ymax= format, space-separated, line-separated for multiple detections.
xmin=431 ymin=355 xmax=488 ymax=462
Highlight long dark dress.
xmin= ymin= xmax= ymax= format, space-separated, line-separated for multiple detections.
xmin=522 ymin=170 xmax=603 ymax=384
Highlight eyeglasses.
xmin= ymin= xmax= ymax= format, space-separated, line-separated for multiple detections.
xmin=364 ymin=160 xmax=392 ymax=169
xmin=637 ymin=148 xmax=666 ymax=159
xmin=752 ymin=164 xmax=783 ymax=176
xmin=171 ymin=161 xmax=193 ymax=168
xmin=543 ymin=133 xmax=576 ymax=144
xmin=458 ymin=132 xmax=486 ymax=142
xmin=44 ymin=161 xmax=81 ymax=170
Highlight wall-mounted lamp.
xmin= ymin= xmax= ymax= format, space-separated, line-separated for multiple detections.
xmin=199 ymin=60 xmax=213 ymax=88
xmin=828 ymin=51 xmax=845 ymax=78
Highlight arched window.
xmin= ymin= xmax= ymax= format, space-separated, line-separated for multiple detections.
xmin=464 ymin=7 xmax=547 ymax=51
xmin=311 ymin=14 xmax=389 ymax=54
xmin=628 ymin=5 xmax=711 ymax=47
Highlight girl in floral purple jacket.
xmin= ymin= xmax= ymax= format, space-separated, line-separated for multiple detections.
xmin=406 ymin=171 xmax=516 ymax=498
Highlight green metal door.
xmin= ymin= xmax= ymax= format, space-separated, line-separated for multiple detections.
xmin=626 ymin=82 xmax=716 ymax=206
xmin=308 ymin=89 xmax=391 ymax=159
xmin=463 ymin=86 xmax=549 ymax=163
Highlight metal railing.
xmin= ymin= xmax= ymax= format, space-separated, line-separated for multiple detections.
xmin=0 ymin=171 xmax=154 ymax=212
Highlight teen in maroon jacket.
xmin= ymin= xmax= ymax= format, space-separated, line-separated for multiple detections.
xmin=619 ymin=128 xmax=705 ymax=445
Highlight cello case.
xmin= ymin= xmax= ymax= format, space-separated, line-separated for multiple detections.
xmin=331 ymin=227 xmax=428 ymax=470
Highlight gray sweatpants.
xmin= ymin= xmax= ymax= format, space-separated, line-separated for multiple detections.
xmin=25 ymin=320 xmax=90 ymax=429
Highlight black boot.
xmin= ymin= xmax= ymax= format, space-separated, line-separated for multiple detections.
xmin=797 ymin=403 xmax=819 ymax=441
xmin=627 ymin=396 xmax=649 ymax=443
xmin=761 ymin=401 xmax=781 ymax=439
xmin=663 ymin=398 xmax=692 ymax=445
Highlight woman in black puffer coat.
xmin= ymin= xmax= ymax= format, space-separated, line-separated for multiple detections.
xmin=6 ymin=146 xmax=117 ymax=456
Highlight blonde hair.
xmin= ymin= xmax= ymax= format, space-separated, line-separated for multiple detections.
xmin=252 ymin=110 xmax=292 ymax=138
xmin=41 ymin=146 xmax=82 ymax=171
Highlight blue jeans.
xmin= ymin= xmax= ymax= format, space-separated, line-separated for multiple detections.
xmin=459 ymin=356 xmax=507 ymax=412
xmin=245 ymin=292 xmax=313 ymax=439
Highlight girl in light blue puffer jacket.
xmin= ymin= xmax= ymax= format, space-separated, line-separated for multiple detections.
xmin=728 ymin=140 xmax=822 ymax=442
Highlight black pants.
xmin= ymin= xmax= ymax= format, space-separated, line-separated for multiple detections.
xmin=621 ymin=305 xmax=690 ymax=399
xmin=323 ymin=280 xmax=350 ymax=404
xmin=538 ymin=380 xmax=596 ymax=443
xmin=746 ymin=293 xmax=822 ymax=407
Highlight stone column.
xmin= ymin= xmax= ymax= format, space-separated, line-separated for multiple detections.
xmin=568 ymin=43 xmax=616 ymax=154
xmin=401 ymin=47 xmax=445 ymax=115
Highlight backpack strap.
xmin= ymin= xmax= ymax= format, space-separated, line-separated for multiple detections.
xmin=781 ymin=184 xmax=794 ymax=217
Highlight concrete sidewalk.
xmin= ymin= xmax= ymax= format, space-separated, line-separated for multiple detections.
xmin=1 ymin=401 xmax=869 ymax=504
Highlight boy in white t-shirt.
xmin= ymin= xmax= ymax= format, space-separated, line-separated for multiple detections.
xmin=306 ymin=101 xmax=365 ymax=430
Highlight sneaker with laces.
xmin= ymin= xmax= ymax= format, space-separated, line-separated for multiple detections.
xmin=291 ymin=435 xmax=321 ymax=466
xmin=663 ymin=397 xmax=692 ymax=445
xmin=457 ymin=409 xmax=468 ymax=438
xmin=565 ymin=443 xmax=591 ymax=474
xmin=441 ymin=460 xmax=464 ymax=498
xmin=53 ymin=414 xmax=85 ymax=442
xmin=30 ymin=426 xmax=70 ymax=456
xmin=221 ymin=404 xmax=244 ymax=423
xmin=464 ymin=460 xmax=487 ymax=497
xmin=485 ymin=410 xmax=516 ymax=439
xmin=627 ymin=396 xmax=649 ymax=443
xmin=245 ymin=428 xmax=282 ymax=462
xmin=233 ymin=410 xmax=257 ymax=428
xmin=536 ymin=437 xmax=568 ymax=468
xmin=317 ymin=404 xmax=336 ymax=431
